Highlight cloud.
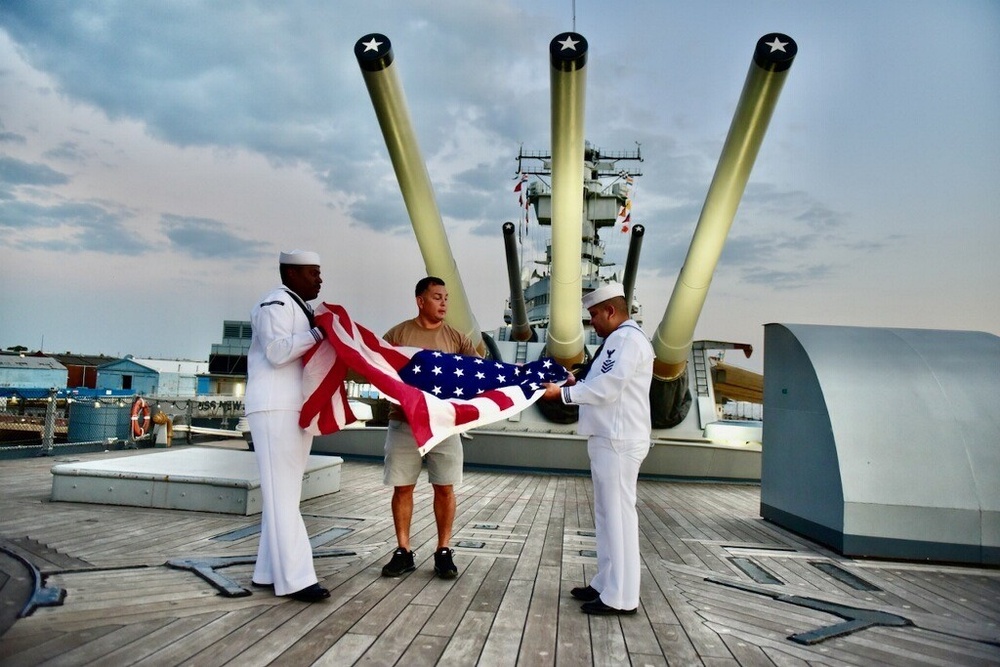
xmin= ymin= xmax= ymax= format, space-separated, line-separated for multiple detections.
xmin=0 ymin=131 xmax=26 ymax=144
xmin=0 ymin=154 xmax=69 ymax=186
xmin=0 ymin=1 xmax=563 ymax=244
xmin=42 ymin=141 xmax=93 ymax=163
xmin=160 ymin=213 xmax=270 ymax=260
xmin=0 ymin=198 xmax=148 ymax=254
xmin=739 ymin=263 xmax=835 ymax=290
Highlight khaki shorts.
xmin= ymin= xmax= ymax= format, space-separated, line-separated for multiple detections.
xmin=383 ymin=420 xmax=463 ymax=487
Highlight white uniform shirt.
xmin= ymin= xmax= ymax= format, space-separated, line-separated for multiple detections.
xmin=562 ymin=321 xmax=653 ymax=440
xmin=244 ymin=286 xmax=323 ymax=414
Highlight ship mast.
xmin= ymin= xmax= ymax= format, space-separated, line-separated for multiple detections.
xmin=516 ymin=142 xmax=643 ymax=328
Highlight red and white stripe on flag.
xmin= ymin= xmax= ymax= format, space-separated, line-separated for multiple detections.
xmin=299 ymin=303 xmax=559 ymax=455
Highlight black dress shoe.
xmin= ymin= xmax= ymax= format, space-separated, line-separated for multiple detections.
xmin=251 ymin=581 xmax=274 ymax=589
xmin=288 ymin=583 xmax=330 ymax=602
xmin=581 ymin=598 xmax=637 ymax=615
xmin=570 ymin=585 xmax=601 ymax=602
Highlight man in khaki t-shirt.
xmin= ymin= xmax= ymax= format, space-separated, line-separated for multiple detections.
xmin=379 ymin=277 xmax=478 ymax=580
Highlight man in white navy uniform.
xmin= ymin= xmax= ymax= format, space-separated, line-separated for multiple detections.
xmin=244 ymin=250 xmax=330 ymax=603
xmin=542 ymin=282 xmax=654 ymax=615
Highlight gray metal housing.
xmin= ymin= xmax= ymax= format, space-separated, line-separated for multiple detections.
xmin=761 ymin=323 xmax=999 ymax=564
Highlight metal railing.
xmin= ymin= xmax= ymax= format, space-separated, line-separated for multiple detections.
xmin=0 ymin=390 xmax=251 ymax=456
xmin=0 ymin=389 xmax=133 ymax=455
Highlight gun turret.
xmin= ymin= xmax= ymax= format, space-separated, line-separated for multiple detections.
xmin=354 ymin=34 xmax=483 ymax=352
xmin=650 ymin=33 xmax=797 ymax=426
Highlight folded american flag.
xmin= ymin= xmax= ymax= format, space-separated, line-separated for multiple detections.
xmin=299 ymin=303 xmax=565 ymax=454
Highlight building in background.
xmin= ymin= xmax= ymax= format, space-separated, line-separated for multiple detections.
xmin=44 ymin=353 xmax=118 ymax=388
xmin=131 ymin=358 xmax=208 ymax=397
xmin=0 ymin=353 xmax=67 ymax=389
xmin=95 ymin=356 xmax=207 ymax=396
xmin=95 ymin=357 xmax=159 ymax=395
xmin=206 ymin=320 xmax=251 ymax=397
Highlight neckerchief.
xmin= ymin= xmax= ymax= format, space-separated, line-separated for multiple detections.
xmin=283 ymin=289 xmax=316 ymax=327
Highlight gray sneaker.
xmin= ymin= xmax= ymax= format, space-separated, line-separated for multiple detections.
xmin=381 ymin=547 xmax=416 ymax=577
xmin=433 ymin=547 xmax=458 ymax=579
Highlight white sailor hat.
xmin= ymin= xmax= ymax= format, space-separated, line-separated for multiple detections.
xmin=279 ymin=249 xmax=321 ymax=266
xmin=582 ymin=282 xmax=625 ymax=309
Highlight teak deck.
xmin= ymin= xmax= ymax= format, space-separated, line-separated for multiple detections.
xmin=1 ymin=443 xmax=998 ymax=666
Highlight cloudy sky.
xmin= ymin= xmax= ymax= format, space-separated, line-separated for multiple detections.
xmin=1 ymin=0 xmax=997 ymax=373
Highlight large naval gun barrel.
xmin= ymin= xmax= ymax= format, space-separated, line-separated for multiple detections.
xmin=651 ymin=33 xmax=797 ymax=426
xmin=622 ymin=223 xmax=645 ymax=312
xmin=354 ymin=34 xmax=483 ymax=352
xmin=502 ymin=221 xmax=532 ymax=342
xmin=546 ymin=32 xmax=589 ymax=369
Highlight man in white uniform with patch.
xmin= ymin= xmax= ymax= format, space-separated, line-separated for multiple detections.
xmin=244 ymin=250 xmax=330 ymax=603
xmin=542 ymin=282 xmax=653 ymax=615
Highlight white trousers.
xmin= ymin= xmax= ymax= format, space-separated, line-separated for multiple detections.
xmin=248 ymin=410 xmax=317 ymax=595
xmin=587 ymin=436 xmax=650 ymax=610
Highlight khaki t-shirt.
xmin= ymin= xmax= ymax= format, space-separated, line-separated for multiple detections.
xmin=383 ymin=318 xmax=478 ymax=422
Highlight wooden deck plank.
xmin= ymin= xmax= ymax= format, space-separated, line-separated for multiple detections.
xmin=436 ymin=609 xmax=494 ymax=665
xmin=128 ymin=607 xmax=271 ymax=667
xmin=755 ymin=646 xmax=811 ymax=667
xmin=510 ymin=480 xmax=554 ymax=583
xmin=588 ymin=615 xmax=630 ymax=667
xmin=468 ymin=555 xmax=516 ymax=615
xmin=479 ymin=577 xmax=534 ymax=666
xmin=621 ymin=603 xmax=664 ymax=657
xmin=812 ymin=628 xmax=958 ymax=667
xmin=266 ymin=596 xmax=373 ymax=664
xmin=717 ymin=631 xmax=779 ymax=667
xmin=642 ymin=565 xmax=742 ymax=662
xmin=1 ymin=624 xmax=121 ymax=667
xmin=225 ymin=595 xmax=358 ymax=666
xmin=174 ymin=601 xmax=306 ymax=667
xmin=353 ymin=603 xmax=436 ymax=665
xmin=393 ymin=633 xmax=449 ymax=665
xmin=311 ymin=632 xmax=375 ymax=666
xmin=413 ymin=555 xmax=494 ymax=638
xmin=869 ymin=625 xmax=1000 ymax=666
xmin=714 ymin=625 xmax=869 ymax=666
xmin=890 ymin=569 xmax=1000 ymax=622
xmin=351 ymin=567 xmax=440 ymax=636
xmin=649 ymin=621 xmax=707 ymax=666
xmin=518 ymin=564 xmax=561 ymax=665
xmin=91 ymin=611 xmax=229 ymax=666
xmin=554 ymin=587 xmax=593 ymax=666
xmin=694 ymin=583 xmax=855 ymax=634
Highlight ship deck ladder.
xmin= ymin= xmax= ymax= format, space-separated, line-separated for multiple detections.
xmin=514 ymin=341 xmax=529 ymax=365
xmin=692 ymin=347 xmax=711 ymax=400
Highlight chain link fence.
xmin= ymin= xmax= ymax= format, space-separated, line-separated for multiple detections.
xmin=0 ymin=391 xmax=251 ymax=457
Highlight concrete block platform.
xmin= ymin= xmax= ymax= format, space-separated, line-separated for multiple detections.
xmin=50 ymin=447 xmax=343 ymax=515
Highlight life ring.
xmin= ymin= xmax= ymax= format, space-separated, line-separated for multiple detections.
xmin=131 ymin=397 xmax=151 ymax=438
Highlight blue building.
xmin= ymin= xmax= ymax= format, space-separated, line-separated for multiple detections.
xmin=0 ymin=354 xmax=67 ymax=389
xmin=131 ymin=358 xmax=207 ymax=397
xmin=96 ymin=357 xmax=158 ymax=395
